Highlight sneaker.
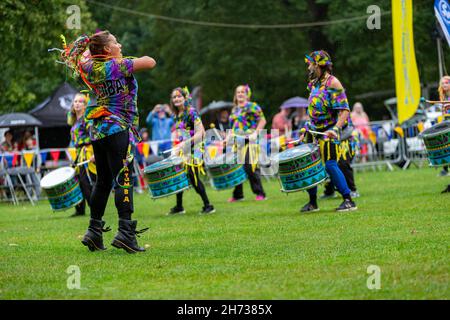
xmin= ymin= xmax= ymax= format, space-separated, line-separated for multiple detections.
xmin=200 ymin=205 xmax=215 ymax=214
xmin=439 ymin=170 xmax=449 ymax=177
xmin=228 ymin=197 xmax=244 ymax=203
xmin=350 ymin=191 xmax=360 ymax=198
xmin=167 ymin=206 xmax=185 ymax=215
xmin=336 ymin=199 xmax=357 ymax=212
xmin=441 ymin=185 xmax=450 ymax=194
xmin=300 ymin=202 xmax=319 ymax=213
xmin=320 ymin=192 xmax=337 ymax=200
xmin=255 ymin=195 xmax=267 ymax=201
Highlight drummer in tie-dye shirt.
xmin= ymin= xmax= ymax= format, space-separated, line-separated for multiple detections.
xmin=227 ymin=84 xmax=267 ymax=203
xmin=168 ymin=87 xmax=215 ymax=215
xmin=61 ymin=30 xmax=156 ymax=253
xmin=67 ymin=93 xmax=96 ymax=217
xmin=300 ymin=50 xmax=357 ymax=213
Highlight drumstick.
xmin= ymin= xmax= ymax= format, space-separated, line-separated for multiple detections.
xmin=76 ymin=159 xmax=91 ymax=166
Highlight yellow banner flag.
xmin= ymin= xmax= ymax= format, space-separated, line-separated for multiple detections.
xmin=68 ymin=147 xmax=77 ymax=161
xmin=23 ymin=152 xmax=34 ymax=168
xmin=392 ymin=0 xmax=421 ymax=124
xmin=142 ymin=142 xmax=150 ymax=158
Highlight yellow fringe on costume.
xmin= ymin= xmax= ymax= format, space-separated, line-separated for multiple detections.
xmin=318 ymin=138 xmax=351 ymax=163
xmin=178 ymin=149 xmax=206 ymax=187
xmin=76 ymin=145 xmax=97 ymax=175
xmin=239 ymin=143 xmax=260 ymax=172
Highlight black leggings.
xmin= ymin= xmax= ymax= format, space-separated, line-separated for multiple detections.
xmin=232 ymin=147 xmax=265 ymax=199
xmin=75 ymin=165 xmax=96 ymax=214
xmin=176 ymin=166 xmax=210 ymax=208
xmin=90 ymin=130 xmax=133 ymax=220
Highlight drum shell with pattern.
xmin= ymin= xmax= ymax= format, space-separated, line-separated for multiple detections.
xmin=144 ymin=156 xmax=190 ymax=199
xmin=420 ymin=121 xmax=450 ymax=167
xmin=275 ymin=144 xmax=327 ymax=192
xmin=206 ymin=154 xmax=248 ymax=190
xmin=40 ymin=167 xmax=84 ymax=212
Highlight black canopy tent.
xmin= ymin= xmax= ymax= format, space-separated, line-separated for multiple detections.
xmin=29 ymin=82 xmax=78 ymax=148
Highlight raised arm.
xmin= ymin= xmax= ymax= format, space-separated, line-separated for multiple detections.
xmin=132 ymin=56 xmax=156 ymax=72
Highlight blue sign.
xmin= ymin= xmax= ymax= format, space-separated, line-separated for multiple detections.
xmin=435 ymin=0 xmax=450 ymax=46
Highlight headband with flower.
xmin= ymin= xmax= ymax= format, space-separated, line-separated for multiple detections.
xmin=304 ymin=50 xmax=332 ymax=67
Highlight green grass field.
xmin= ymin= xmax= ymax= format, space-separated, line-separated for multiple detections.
xmin=0 ymin=167 xmax=449 ymax=299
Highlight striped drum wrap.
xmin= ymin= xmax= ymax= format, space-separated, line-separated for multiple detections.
xmin=40 ymin=167 xmax=84 ymax=212
xmin=144 ymin=156 xmax=190 ymax=199
xmin=420 ymin=121 xmax=450 ymax=167
xmin=275 ymin=144 xmax=327 ymax=192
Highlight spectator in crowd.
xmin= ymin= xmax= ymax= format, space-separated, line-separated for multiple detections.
xmin=213 ymin=108 xmax=231 ymax=140
xmin=291 ymin=107 xmax=309 ymax=131
xmin=18 ymin=130 xmax=36 ymax=151
xmin=1 ymin=130 xmax=17 ymax=152
xmin=272 ymin=106 xmax=292 ymax=137
xmin=350 ymin=102 xmax=371 ymax=162
xmin=145 ymin=104 xmax=174 ymax=154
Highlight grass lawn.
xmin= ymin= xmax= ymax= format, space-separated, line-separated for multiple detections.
xmin=0 ymin=167 xmax=449 ymax=299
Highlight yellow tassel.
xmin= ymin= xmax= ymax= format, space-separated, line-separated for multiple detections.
xmin=319 ymin=140 xmax=325 ymax=164
xmin=327 ymin=140 xmax=331 ymax=161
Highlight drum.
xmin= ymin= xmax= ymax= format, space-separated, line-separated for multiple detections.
xmin=144 ymin=156 xmax=190 ymax=199
xmin=273 ymin=143 xmax=327 ymax=192
xmin=40 ymin=167 xmax=84 ymax=211
xmin=206 ymin=154 xmax=247 ymax=191
xmin=419 ymin=121 xmax=450 ymax=167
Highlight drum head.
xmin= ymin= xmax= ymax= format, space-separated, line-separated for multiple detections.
xmin=144 ymin=156 xmax=183 ymax=174
xmin=40 ymin=167 xmax=75 ymax=188
xmin=274 ymin=144 xmax=317 ymax=163
xmin=421 ymin=121 xmax=450 ymax=137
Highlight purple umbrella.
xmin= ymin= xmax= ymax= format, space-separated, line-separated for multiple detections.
xmin=280 ymin=96 xmax=309 ymax=109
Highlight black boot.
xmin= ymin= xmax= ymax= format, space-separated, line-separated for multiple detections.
xmin=81 ymin=219 xmax=111 ymax=251
xmin=111 ymin=219 xmax=149 ymax=254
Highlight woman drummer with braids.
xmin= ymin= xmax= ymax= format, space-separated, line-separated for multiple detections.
xmin=61 ymin=31 xmax=156 ymax=253
xmin=299 ymin=50 xmax=357 ymax=212
xmin=67 ymin=92 xmax=96 ymax=217
xmin=227 ymin=84 xmax=267 ymax=202
xmin=168 ymin=87 xmax=215 ymax=215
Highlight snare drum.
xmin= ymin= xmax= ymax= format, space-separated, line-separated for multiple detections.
xmin=273 ymin=143 xmax=327 ymax=192
xmin=40 ymin=167 xmax=84 ymax=211
xmin=144 ymin=156 xmax=190 ymax=199
xmin=419 ymin=120 xmax=450 ymax=167
xmin=206 ymin=154 xmax=247 ymax=190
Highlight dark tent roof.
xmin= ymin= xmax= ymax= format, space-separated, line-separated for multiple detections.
xmin=29 ymin=82 xmax=78 ymax=127
xmin=0 ymin=113 xmax=42 ymax=128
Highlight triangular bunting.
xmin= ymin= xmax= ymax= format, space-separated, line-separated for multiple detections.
xmin=142 ymin=142 xmax=150 ymax=158
xmin=150 ymin=142 xmax=159 ymax=156
xmin=137 ymin=142 xmax=144 ymax=156
xmin=23 ymin=152 xmax=35 ymax=168
xmin=40 ymin=152 xmax=48 ymax=163
xmin=50 ymin=150 xmax=60 ymax=162
xmin=68 ymin=147 xmax=77 ymax=161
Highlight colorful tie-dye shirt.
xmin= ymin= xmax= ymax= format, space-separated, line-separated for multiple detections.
xmin=82 ymin=58 xmax=140 ymax=142
xmin=307 ymin=76 xmax=350 ymax=131
xmin=172 ymin=107 xmax=203 ymax=159
xmin=69 ymin=113 xmax=92 ymax=148
xmin=229 ymin=102 xmax=265 ymax=134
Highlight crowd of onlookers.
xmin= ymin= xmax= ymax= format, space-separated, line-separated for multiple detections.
xmin=0 ymin=130 xmax=37 ymax=153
